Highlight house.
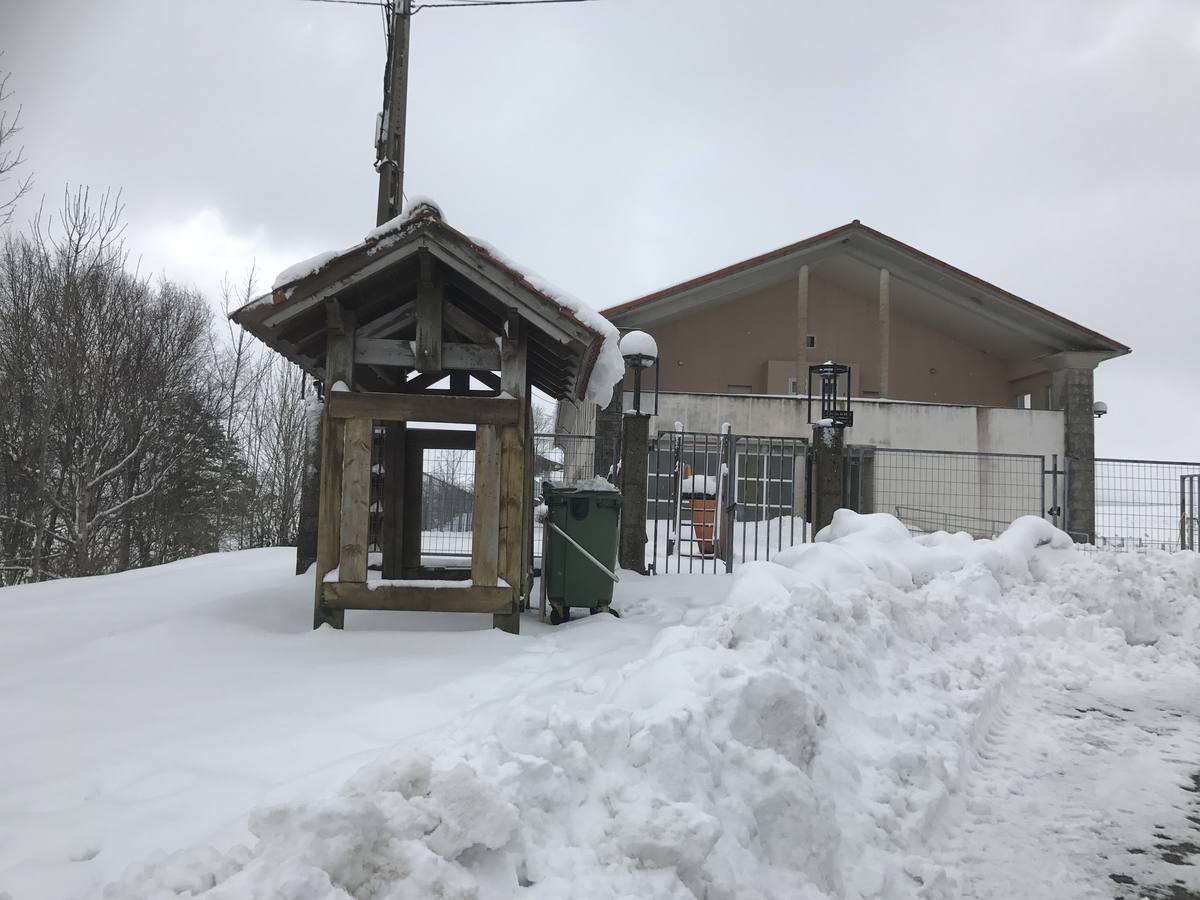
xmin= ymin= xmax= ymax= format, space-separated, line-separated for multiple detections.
xmin=558 ymin=221 xmax=1130 ymax=542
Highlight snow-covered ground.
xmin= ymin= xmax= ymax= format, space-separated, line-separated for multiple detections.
xmin=1 ymin=513 xmax=1198 ymax=899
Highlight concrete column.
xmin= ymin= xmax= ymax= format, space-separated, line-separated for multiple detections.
xmin=1045 ymin=351 xmax=1106 ymax=543
xmin=594 ymin=384 xmax=624 ymax=478
xmin=795 ymin=264 xmax=810 ymax=394
xmin=618 ymin=413 xmax=650 ymax=574
xmin=878 ymin=268 xmax=891 ymax=398
xmin=810 ymin=423 xmax=846 ymax=536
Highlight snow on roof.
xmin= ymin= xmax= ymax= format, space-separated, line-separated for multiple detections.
xmin=262 ymin=196 xmax=624 ymax=405
xmin=270 ymin=250 xmax=339 ymax=291
xmin=363 ymin=196 xmax=444 ymax=243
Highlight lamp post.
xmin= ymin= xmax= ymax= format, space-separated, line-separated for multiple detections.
xmin=806 ymin=361 xmax=854 ymax=535
xmin=617 ymin=331 xmax=658 ymax=573
xmin=619 ymin=331 xmax=659 ymax=415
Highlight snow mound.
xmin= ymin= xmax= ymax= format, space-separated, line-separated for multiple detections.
xmin=52 ymin=515 xmax=1200 ymax=898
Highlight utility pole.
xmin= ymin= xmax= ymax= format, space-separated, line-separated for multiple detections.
xmin=375 ymin=0 xmax=412 ymax=227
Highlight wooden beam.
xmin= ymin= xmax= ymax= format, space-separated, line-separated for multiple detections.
xmin=358 ymin=300 xmax=417 ymax=340
xmin=444 ymin=300 xmax=500 ymax=345
xmin=324 ymin=582 xmax=514 ymax=614
xmin=381 ymin=422 xmax=405 ymax=579
xmin=473 ymin=370 xmax=501 ymax=392
xmin=472 ymin=425 xmax=502 ymax=588
xmin=407 ymin=428 xmax=475 ymax=452
xmin=415 ymin=251 xmax=443 ymax=373
xmin=328 ymin=391 xmax=520 ymax=426
xmin=338 ymin=416 xmax=373 ymax=583
xmin=313 ymin=306 xmax=356 ymax=630
xmin=355 ymin=338 xmax=500 ymax=371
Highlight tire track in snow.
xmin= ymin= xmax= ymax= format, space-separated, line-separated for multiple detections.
xmin=921 ymin=675 xmax=1200 ymax=900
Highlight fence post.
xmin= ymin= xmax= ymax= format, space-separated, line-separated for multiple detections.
xmin=1048 ymin=453 xmax=1061 ymax=529
xmin=810 ymin=423 xmax=846 ymax=536
xmin=618 ymin=412 xmax=650 ymax=574
xmin=723 ymin=426 xmax=736 ymax=573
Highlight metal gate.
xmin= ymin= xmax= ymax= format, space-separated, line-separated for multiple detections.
xmin=1181 ymin=474 xmax=1200 ymax=551
xmin=646 ymin=429 xmax=808 ymax=573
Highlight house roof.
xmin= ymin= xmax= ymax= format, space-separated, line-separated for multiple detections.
xmin=604 ymin=221 xmax=1130 ymax=361
xmin=231 ymin=202 xmax=623 ymax=404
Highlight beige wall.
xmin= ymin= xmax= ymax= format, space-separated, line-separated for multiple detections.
xmin=621 ymin=271 xmax=1050 ymax=410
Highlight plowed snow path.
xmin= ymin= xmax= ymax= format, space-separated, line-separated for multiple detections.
xmin=925 ymin=673 xmax=1200 ymax=899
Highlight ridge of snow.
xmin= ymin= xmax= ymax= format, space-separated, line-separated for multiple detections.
xmin=12 ymin=512 xmax=1194 ymax=899
xmin=270 ymin=250 xmax=339 ymax=291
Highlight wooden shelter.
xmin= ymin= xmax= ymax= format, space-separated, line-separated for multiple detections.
xmin=231 ymin=203 xmax=614 ymax=633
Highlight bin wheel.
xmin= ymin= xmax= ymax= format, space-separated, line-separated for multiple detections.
xmin=550 ymin=607 xmax=563 ymax=626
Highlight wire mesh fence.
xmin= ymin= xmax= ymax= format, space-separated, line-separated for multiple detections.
xmin=1094 ymin=458 xmax=1200 ymax=552
xmin=533 ymin=433 xmax=597 ymax=558
xmin=849 ymin=447 xmax=1047 ymax=539
xmin=365 ymin=430 xmax=597 ymax=563
xmin=1183 ymin=474 xmax=1200 ymax=552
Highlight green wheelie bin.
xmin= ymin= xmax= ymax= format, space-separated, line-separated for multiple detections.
xmin=541 ymin=482 xmax=622 ymax=624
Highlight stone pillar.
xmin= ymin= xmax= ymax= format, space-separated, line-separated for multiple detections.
xmin=618 ymin=413 xmax=650 ymax=574
xmin=810 ymin=423 xmax=846 ymax=536
xmin=1045 ymin=352 xmax=1106 ymax=544
xmin=878 ymin=268 xmax=891 ymax=398
xmin=594 ymin=383 xmax=624 ymax=479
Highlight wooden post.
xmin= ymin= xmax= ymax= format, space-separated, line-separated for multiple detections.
xmin=495 ymin=319 xmax=528 ymax=634
xmin=313 ymin=304 xmax=355 ymax=629
xmin=381 ymin=422 xmax=406 ymax=579
xmin=401 ymin=434 xmax=424 ymax=576
xmin=472 ymin=425 xmax=502 ymax=587
xmin=415 ymin=251 xmax=443 ymax=374
xmin=339 ymin=416 xmax=373 ymax=583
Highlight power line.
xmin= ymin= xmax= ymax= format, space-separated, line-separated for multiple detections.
xmin=297 ymin=0 xmax=604 ymax=12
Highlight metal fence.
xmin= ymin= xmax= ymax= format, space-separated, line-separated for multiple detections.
xmin=852 ymin=447 xmax=1048 ymax=539
xmin=1183 ymin=474 xmax=1200 ymax=552
xmin=647 ymin=430 xmax=808 ymax=573
xmin=1094 ymin=457 xmax=1200 ymax=552
xmin=533 ymin=433 xmax=598 ymax=556
xmin=365 ymin=430 xmax=596 ymax=564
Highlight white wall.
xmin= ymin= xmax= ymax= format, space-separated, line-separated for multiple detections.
xmin=642 ymin=392 xmax=1064 ymax=458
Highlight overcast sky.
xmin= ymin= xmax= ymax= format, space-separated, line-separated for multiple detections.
xmin=3 ymin=0 xmax=1198 ymax=458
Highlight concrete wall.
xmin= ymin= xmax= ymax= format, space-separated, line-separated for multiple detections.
xmin=642 ymin=391 xmax=1064 ymax=458
xmin=625 ymin=272 xmax=1053 ymax=408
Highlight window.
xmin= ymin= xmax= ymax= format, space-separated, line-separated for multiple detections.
xmin=787 ymin=376 xmax=799 ymax=394
xmin=806 ymin=335 xmax=817 ymax=349
xmin=1015 ymin=392 xmax=1032 ymax=409
xmin=727 ymin=384 xmax=753 ymax=395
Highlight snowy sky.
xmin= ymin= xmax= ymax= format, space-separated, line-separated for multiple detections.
xmin=3 ymin=0 xmax=1198 ymax=458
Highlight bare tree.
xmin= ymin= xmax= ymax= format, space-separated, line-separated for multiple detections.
xmin=0 ymin=58 xmax=32 ymax=228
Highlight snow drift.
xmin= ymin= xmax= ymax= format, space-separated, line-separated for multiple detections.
xmin=4 ymin=513 xmax=1198 ymax=899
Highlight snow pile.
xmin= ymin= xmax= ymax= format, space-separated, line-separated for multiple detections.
xmin=89 ymin=512 xmax=1200 ymax=899
xmin=569 ymin=475 xmax=618 ymax=492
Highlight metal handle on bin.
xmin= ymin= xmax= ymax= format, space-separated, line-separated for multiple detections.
xmin=546 ymin=521 xmax=620 ymax=583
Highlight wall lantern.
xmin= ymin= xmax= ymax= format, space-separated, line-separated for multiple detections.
xmin=1093 ymin=401 xmax=1108 ymax=419
xmin=619 ymin=330 xmax=659 ymax=416
xmin=806 ymin=362 xmax=854 ymax=427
